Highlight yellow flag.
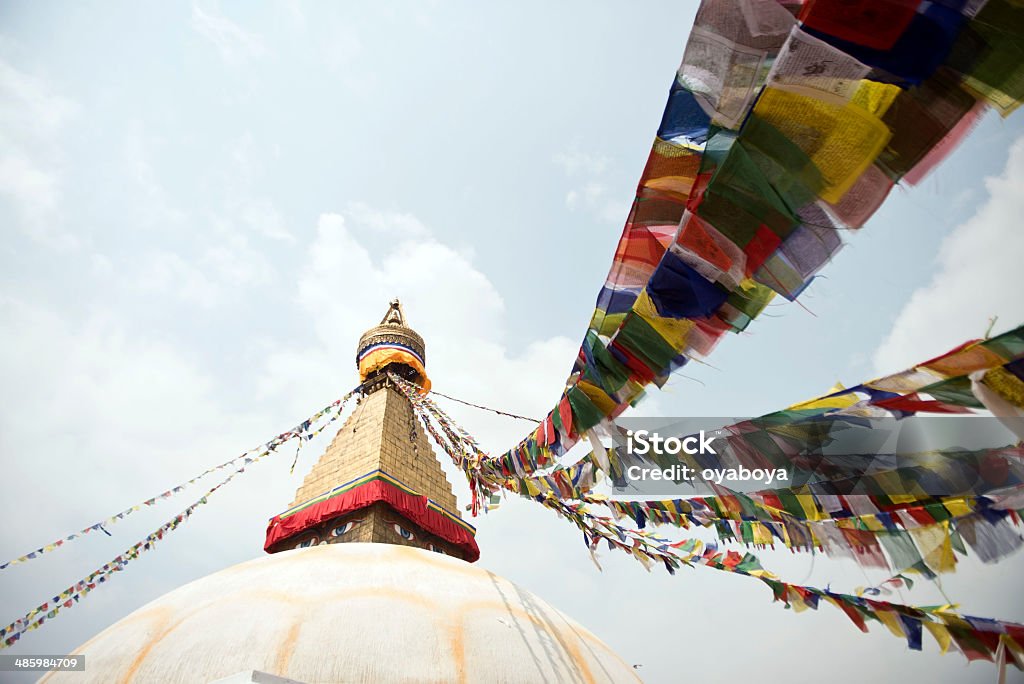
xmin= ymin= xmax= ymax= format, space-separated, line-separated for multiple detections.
xmin=850 ymin=80 xmax=901 ymax=117
xmin=788 ymin=382 xmax=859 ymax=411
xmin=943 ymin=498 xmax=972 ymax=518
xmin=632 ymin=290 xmax=695 ymax=350
xmin=875 ymin=609 xmax=907 ymax=639
xmin=752 ymin=85 xmax=892 ymax=203
xmin=910 ymin=522 xmax=956 ymax=574
xmin=924 ymin=620 xmax=952 ymax=654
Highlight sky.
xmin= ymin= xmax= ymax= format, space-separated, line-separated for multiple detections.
xmin=1 ymin=1 xmax=1024 ymax=682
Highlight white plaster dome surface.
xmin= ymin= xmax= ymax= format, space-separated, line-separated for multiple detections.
xmin=44 ymin=543 xmax=640 ymax=684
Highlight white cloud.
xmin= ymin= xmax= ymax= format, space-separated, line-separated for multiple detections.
xmin=0 ymin=154 xmax=59 ymax=219
xmin=292 ymin=209 xmax=504 ymax=343
xmin=556 ymin=145 xmax=627 ymax=224
xmin=873 ymin=135 xmax=1024 ymax=374
xmin=135 ymin=250 xmax=222 ymax=307
xmin=111 ymin=127 xmax=280 ymax=305
xmin=256 ymin=208 xmax=574 ymax=439
xmin=191 ymin=4 xmax=266 ymax=66
xmin=346 ymin=202 xmax=429 ymax=238
xmin=201 ymin=220 xmax=276 ymax=286
xmin=566 ymin=182 xmax=605 ymax=210
xmin=0 ymin=59 xmax=77 ymax=142
xmin=0 ymin=59 xmax=78 ymax=244
xmin=566 ymin=181 xmax=628 ymax=224
xmin=238 ymin=198 xmax=293 ymax=242
xmin=222 ymin=133 xmax=294 ymax=242
xmin=130 ymin=228 xmax=276 ymax=308
xmin=553 ymin=148 xmax=609 ymax=177
xmin=0 ymin=296 xmax=233 ymax=509
xmin=121 ymin=123 xmax=189 ymax=230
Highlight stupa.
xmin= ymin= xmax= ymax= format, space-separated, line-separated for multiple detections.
xmin=45 ymin=301 xmax=640 ymax=683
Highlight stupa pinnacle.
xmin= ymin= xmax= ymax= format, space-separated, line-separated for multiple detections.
xmin=263 ymin=300 xmax=480 ymax=561
xmin=356 ymin=298 xmax=429 ymax=389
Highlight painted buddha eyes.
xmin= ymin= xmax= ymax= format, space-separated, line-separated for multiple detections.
xmin=392 ymin=523 xmax=415 ymax=541
xmin=294 ymin=521 xmax=442 ymax=550
xmin=295 ymin=536 xmax=318 ymax=549
xmin=331 ymin=520 xmax=362 ymax=537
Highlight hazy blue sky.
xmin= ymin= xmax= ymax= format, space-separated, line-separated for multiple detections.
xmin=2 ymin=2 xmax=1023 ymax=682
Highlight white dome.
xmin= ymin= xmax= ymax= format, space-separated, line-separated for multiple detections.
xmin=44 ymin=544 xmax=640 ymax=683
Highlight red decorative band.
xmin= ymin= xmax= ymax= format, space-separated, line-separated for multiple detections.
xmin=264 ymin=472 xmax=480 ymax=562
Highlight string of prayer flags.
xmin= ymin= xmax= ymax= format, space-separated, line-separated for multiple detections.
xmin=389 ymin=374 xmax=495 ymax=514
xmin=555 ymin=493 xmax=1024 ymax=669
xmin=2 ymin=448 xmax=276 ymax=648
xmin=500 ymin=332 xmax=1024 ymax=572
xmin=0 ymin=386 xmax=365 ymax=647
xmin=477 ymin=327 xmax=1024 ymax=514
xmin=0 ymin=386 xmax=361 ymax=572
xmin=402 ymin=364 xmax=1023 ymax=671
xmin=548 ymin=481 xmax=1024 ymax=670
xmin=758 ymin=577 xmax=1024 ymax=669
xmin=599 ymin=487 xmax=1024 ymax=578
xmin=474 ymin=0 xmax=1024 ymax=502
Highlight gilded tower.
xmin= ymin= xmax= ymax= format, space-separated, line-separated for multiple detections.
xmin=263 ymin=300 xmax=480 ymax=561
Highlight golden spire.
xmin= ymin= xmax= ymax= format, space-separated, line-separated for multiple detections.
xmin=263 ymin=301 xmax=477 ymax=560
